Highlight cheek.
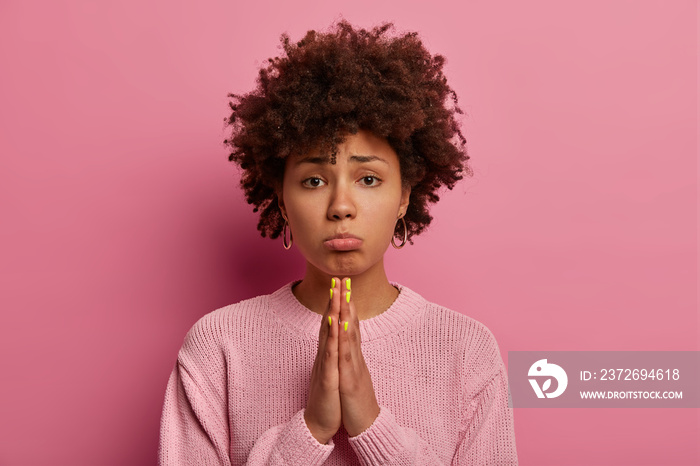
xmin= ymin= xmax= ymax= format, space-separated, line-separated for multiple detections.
xmin=289 ymin=203 xmax=321 ymax=239
xmin=365 ymin=203 xmax=399 ymax=234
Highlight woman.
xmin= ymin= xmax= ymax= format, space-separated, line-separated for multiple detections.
xmin=159 ymin=20 xmax=518 ymax=465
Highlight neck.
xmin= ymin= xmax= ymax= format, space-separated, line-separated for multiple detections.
xmin=291 ymin=259 xmax=399 ymax=321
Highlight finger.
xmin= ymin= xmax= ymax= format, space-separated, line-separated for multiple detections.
xmin=345 ymin=278 xmax=359 ymax=339
xmin=339 ymin=277 xmax=351 ymax=334
xmin=328 ymin=276 xmax=341 ymax=331
xmin=323 ymin=277 xmax=340 ymax=371
xmin=347 ymin=294 xmax=367 ymax=366
xmin=317 ymin=277 xmax=338 ymax=351
xmin=325 ymin=277 xmax=341 ymax=343
xmin=338 ymin=277 xmax=359 ymax=366
xmin=340 ymin=278 xmax=359 ymax=336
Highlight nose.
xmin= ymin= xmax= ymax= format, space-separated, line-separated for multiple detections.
xmin=327 ymin=180 xmax=356 ymax=220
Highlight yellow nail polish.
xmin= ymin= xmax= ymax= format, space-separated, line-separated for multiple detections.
xmin=328 ymin=316 xmax=332 ymax=327
xmin=332 ymin=278 xmax=336 ymax=288
xmin=330 ymin=288 xmax=333 ymax=299
xmin=346 ymin=291 xmax=350 ymax=303
xmin=344 ymin=321 xmax=348 ymax=332
xmin=346 ymin=278 xmax=351 ymax=291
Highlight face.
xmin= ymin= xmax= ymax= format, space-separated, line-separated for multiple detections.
xmin=278 ymin=129 xmax=411 ymax=278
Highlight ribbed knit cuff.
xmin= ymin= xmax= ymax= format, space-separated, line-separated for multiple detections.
xmin=277 ymin=409 xmax=334 ymax=465
xmin=347 ymin=406 xmax=405 ymax=465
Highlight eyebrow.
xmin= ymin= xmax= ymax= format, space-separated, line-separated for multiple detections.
xmin=293 ymin=154 xmax=388 ymax=166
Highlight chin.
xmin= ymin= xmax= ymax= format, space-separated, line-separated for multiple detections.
xmin=312 ymin=254 xmax=365 ymax=277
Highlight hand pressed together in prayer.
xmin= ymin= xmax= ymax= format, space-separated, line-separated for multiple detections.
xmin=303 ymin=277 xmax=381 ymax=444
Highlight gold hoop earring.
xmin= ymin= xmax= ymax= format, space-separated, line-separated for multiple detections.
xmin=282 ymin=219 xmax=293 ymax=250
xmin=391 ymin=216 xmax=407 ymax=249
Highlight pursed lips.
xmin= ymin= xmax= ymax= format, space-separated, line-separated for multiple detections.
xmin=323 ymin=233 xmax=362 ymax=251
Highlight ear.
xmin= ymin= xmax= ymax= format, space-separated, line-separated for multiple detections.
xmin=276 ymin=188 xmax=288 ymax=221
xmin=398 ymin=185 xmax=411 ymax=218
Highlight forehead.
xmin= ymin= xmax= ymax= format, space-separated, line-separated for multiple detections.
xmin=291 ymin=153 xmax=390 ymax=167
xmin=287 ymin=130 xmax=398 ymax=167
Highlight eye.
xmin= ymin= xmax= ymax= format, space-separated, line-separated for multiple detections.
xmin=360 ymin=176 xmax=382 ymax=187
xmin=302 ymin=177 xmax=325 ymax=188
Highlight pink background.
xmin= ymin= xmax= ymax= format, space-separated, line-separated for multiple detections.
xmin=0 ymin=0 xmax=697 ymax=464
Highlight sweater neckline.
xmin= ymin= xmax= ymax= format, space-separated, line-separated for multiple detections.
xmin=269 ymin=279 xmax=425 ymax=342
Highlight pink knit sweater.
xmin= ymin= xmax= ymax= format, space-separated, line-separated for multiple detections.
xmin=158 ymin=280 xmax=518 ymax=465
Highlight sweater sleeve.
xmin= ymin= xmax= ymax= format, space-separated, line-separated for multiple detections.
xmin=159 ymin=310 xmax=336 ymax=466
xmin=347 ymin=404 xmax=446 ymax=465
xmin=451 ymin=365 xmax=518 ymax=465
xmin=158 ymin=313 xmax=232 ymax=465
xmin=244 ymin=408 xmax=335 ymax=465
xmin=452 ymin=323 xmax=518 ymax=465
xmin=346 ymin=371 xmax=517 ymax=466
xmin=347 ymin=322 xmax=518 ymax=465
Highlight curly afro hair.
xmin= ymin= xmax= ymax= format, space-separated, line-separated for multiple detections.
xmin=223 ymin=19 xmax=472 ymax=245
